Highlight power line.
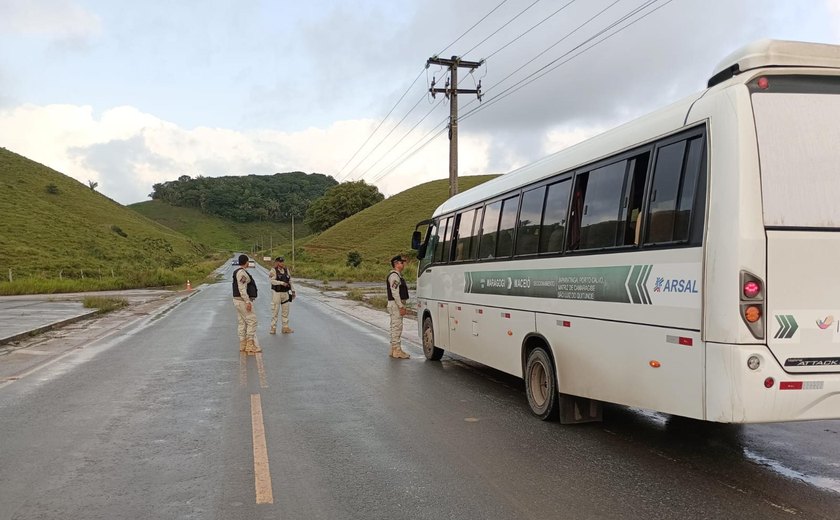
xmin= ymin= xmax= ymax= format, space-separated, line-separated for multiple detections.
xmin=458 ymin=0 xmax=624 ymax=119
xmin=436 ymin=0 xmax=512 ymax=57
xmin=484 ymin=0 xmax=580 ymax=61
xmin=461 ymin=0 xmax=675 ymax=123
xmin=351 ymin=96 xmax=448 ymax=183
xmin=369 ymin=124 xmax=451 ymax=185
xmin=462 ymin=0 xmax=543 ymax=57
xmin=342 ymin=91 xmax=430 ymax=181
xmin=335 ymin=68 xmax=426 ymax=180
xmin=338 ymin=0 xmax=512 ymax=184
xmin=371 ymin=0 xmax=675 ymax=185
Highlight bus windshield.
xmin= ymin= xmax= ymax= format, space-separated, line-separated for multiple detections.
xmin=752 ymin=75 xmax=840 ymax=228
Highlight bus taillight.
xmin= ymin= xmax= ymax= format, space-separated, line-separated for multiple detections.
xmin=743 ymin=280 xmax=761 ymax=298
xmin=740 ymin=271 xmax=765 ymax=340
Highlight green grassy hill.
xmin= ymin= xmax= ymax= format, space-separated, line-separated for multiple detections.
xmin=130 ymin=200 xmax=307 ymax=253
xmin=295 ymin=175 xmax=497 ymax=281
xmin=0 ymin=147 xmax=217 ymax=294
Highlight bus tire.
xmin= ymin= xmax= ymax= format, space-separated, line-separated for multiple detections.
xmin=422 ymin=315 xmax=443 ymax=361
xmin=525 ymin=347 xmax=558 ymax=421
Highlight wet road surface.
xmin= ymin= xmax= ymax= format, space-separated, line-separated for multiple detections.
xmin=0 ymin=268 xmax=838 ymax=519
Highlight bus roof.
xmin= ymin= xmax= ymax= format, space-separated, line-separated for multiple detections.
xmin=430 ymin=39 xmax=840 ymax=220
xmin=432 ymin=91 xmax=704 ymax=218
xmin=708 ymin=39 xmax=840 ymax=87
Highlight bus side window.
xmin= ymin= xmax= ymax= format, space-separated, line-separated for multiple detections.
xmin=567 ymin=176 xmax=588 ymax=251
xmin=540 ymin=180 xmax=571 ymax=254
xmin=469 ymin=207 xmax=483 ymax=259
xmin=478 ymin=201 xmax=502 ymax=259
xmin=496 ymin=195 xmax=520 ymax=258
xmin=419 ymin=221 xmax=438 ymax=272
xmin=645 ymin=138 xmax=702 ymax=245
xmin=433 ymin=217 xmax=447 ymax=262
xmin=453 ymin=209 xmax=478 ymax=262
xmin=441 ymin=216 xmax=454 ymax=262
xmin=618 ymin=154 xmax=649 ymax=246
xmin=674 ymin=138 xmax=704 ymax=240
xmin=576 ymin=161 xmax=626 ymax=250
xmin=515 ymin=186 xmax=546 ymax=256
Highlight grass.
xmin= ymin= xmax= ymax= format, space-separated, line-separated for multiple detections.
xmin=345 ymin=287 xmax=388 ymax=309
xmin=0 ymin=146 xmax=497 ymax=295
xmin=288 ymin=175 xmax=497 ymax=282
xmin=0 ymin=259 xmax=224 ymax=295
xmin=130 ymin=200 xmax=311 ymax=253
xmin=0 ymin=147 xmax=225 ymax=295
xmin=83 ymin=296 xmax=129 ymax=314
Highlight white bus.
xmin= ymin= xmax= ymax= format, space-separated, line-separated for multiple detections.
xmin=410 ymin=40 xmax=840 ymax=424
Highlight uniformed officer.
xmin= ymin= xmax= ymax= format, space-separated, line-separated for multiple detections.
xmin=268 ymin=256 xmax=295 ymax=334
xmin=233 ymin=254 xmax=260 ymax=354
xmin=386 ymin=254 xmax=410 ymax=359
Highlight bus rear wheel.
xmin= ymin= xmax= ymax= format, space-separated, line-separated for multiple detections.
xmin=422 ymin=315 xmax=443 ymax=361
xmin=525 ymin=347 xmax=558 ymax=420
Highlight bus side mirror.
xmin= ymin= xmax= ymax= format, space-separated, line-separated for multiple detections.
xmin=411 ymin=231 xmax=422 ymax=250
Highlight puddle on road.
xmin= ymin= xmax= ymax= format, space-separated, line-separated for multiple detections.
xmin=743 ymin=448 xmax=840 ymax=494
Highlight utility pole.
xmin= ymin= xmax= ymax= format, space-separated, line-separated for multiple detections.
xmin=427 ymin=55 xmax=483 ymax=198
xmin=291 ymin=214 xmax=295 ymax=271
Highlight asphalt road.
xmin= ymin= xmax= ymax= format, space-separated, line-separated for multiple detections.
xmin=1 ymin=268 xmax=839 ymax=519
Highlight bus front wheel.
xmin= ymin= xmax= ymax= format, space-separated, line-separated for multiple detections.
xmin=525 ymin=347 xmax=558 ymax=420
xmin=422 ymin=315 xmax=443 ymax=361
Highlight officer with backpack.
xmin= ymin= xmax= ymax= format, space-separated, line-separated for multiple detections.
xmin=233 ymin=254 xmax=260 ymax=354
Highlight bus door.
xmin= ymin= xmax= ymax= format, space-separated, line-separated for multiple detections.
xmin=437 ymin=302 xmax=451 ymax=349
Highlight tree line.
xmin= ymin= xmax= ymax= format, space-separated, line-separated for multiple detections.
xmin=150 ymin=172 xmax=337 ymax=223
xmin=149 ymin=172 xmax=386 ymax=233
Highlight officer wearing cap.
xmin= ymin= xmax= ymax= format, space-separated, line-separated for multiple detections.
xmin=386 ymin=254 xmax=410 ymax=359
xmin=233 ymin=254 xmax=260 ymax=353
xmin=268 ymin=256 xmax=295 ymax=334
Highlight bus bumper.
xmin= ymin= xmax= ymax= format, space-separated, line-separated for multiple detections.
xmin=706 ymin=342 xmax=840 ymax=423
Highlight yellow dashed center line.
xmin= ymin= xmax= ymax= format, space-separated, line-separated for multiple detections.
xmin=255 ymin=352 xmax=268 ymax=388
xmin=250 ymin=393 xmax=274 ymax=504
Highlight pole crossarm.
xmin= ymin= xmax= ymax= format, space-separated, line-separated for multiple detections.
xmin=426 ymin=56 xmax=484 ymax=69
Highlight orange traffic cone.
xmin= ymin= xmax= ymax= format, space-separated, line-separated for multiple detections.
xmin=186 ymin=280 xmax=192 ymax=291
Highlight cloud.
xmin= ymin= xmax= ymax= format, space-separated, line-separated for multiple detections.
xmin=828 ymin=0 xmax=840 ymax=39
xmin=0 ymin=101 xmax=604 ymax=205
xmin=0 ymin=0 xmax=102 ymax=43
xmin=3 ymin=0 xmax=836 ymax=208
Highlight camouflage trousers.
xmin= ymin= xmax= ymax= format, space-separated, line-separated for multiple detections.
xmin=271 ymin=291 xmax=290 ymax=329
xmin=387 ymin=300 xmax=404 ymax=347
xmin=233 ymin=298 xmax=257 ymax=340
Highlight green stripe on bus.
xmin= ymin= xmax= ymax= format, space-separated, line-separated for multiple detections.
xmin=463 ymin=265 xmax=653 ymax=304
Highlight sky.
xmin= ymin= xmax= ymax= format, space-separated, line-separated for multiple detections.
xmin=1 ymin=0 xmax=838 ymax=205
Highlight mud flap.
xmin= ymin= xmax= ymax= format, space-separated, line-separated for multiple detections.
xmin=559 ymin=394 xmax=603 ymax=424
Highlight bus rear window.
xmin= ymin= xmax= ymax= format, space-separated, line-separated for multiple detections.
xmin=752 ymin=75 xmax=840 ymax=228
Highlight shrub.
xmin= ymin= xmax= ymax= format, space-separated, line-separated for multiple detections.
xmin=367 ymin=295 xmax=388 ymax=309
xmin=110 ymin=225 xmax=128 ymax=238
xmin=346 ymin=250 xmax=362 ymax=268
xmin=83 ymin=296 xmax=128 ymax=314
xmin=347 ymin=288 xmax=366 ymax=301
xmin=45 ymin=184 xmax=59 ymax=194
